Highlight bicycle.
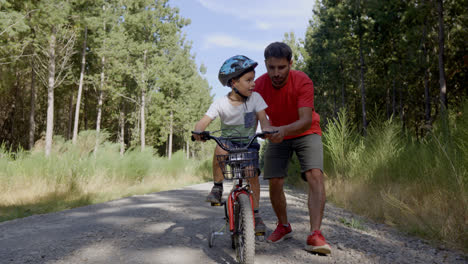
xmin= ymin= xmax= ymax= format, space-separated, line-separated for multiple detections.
xmin=192 ymin=130 xmax=276 ymax=264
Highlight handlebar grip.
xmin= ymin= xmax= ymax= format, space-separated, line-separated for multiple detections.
xmin=191 ymin=131 xmax=210 ymax=141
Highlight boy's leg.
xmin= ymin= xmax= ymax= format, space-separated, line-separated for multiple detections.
xmin=206 ymin=145 xmax=226 ymax=203
xmin=247 ymin=172 xmax=266 ymax=234
xmin=247 ymin=171 xmax=260 ymax=209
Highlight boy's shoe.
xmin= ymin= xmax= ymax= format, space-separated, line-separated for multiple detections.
xmin=205 ymin=185 xmax=223 ymax=203
xmin=254 ymin=215 xmax=266 ymax=234
xmin=266 ymin=223 xmax=292 ymax=243
xmin=305 ymin=230 xmax=331 ymax=255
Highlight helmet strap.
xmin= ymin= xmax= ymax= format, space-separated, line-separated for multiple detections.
xmin=233 ymin=87 xmax=248 ymax=102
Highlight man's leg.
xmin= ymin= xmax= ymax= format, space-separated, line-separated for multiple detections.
xmin=269 ymin=177 xmax=288 ymax=225
xmin=266 ymin=176 xmax=293 ymax=243
xmin=304 ymin=168 xmax=326 ymax=231
xmin=264 ymin=141 xmax=293 ymax=243
xmin=295 ymin=134 xmax=331 ymax=254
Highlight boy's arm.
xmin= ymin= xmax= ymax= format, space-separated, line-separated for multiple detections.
xmin=256 ymin=110 xmax=271 ymax=131
xmin=193 ymin=115 xmax=213 ymax=141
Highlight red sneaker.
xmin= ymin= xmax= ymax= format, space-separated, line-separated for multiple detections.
xmin=266 ymin=223 xmax=292 ymax=243
xmin=305 ymin=230 xmax=331 ymax=255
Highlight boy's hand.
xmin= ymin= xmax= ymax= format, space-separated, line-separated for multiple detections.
xmin=192 ymin=131 xmax=206 ymax=142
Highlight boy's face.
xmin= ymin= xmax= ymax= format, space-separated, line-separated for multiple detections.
xmin=265 ymin=57 xmax=292 ymax=89
xmin=232 ymin=71 xmax=256 ymax=97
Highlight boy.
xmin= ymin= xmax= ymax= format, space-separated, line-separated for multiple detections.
xmin=192 ymin=55 xmax=271 ymax=234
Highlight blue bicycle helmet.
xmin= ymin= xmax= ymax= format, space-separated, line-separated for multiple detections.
xmin=218 ymin=55 xmax=258 ymax=87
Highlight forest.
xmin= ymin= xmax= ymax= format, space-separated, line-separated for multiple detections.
xmin=1 ymin=0 xmax=467 ymax=251
xmin=0 ymin=0 xmax=212 ymax=157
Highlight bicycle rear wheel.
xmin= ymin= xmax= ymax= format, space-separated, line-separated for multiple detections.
xmin=233 ymin=193 xmax=255 ymax=264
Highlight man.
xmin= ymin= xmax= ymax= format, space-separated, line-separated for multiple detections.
xmin=254 ymin=42 xmax=331 ymax=255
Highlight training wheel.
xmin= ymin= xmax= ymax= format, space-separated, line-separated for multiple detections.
xmin=208 ymin=232 xmax=215 ymax=248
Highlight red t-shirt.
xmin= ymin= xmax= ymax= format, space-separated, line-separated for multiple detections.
xmin=255 ymin=70 xmax=322 ymax=139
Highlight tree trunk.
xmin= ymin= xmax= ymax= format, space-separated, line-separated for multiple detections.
xmin=94 ymin=57 xmax=105 ymax=154
xmin=95 ymin=6 xmax=106 ymax=155
xmin=392 ymin=79 xmax=396 ymax=116
xmin=421 ymin=16 xmax=431 ymax=126
xmin=400 ymin=82 xmax=404 ymax=128
xmin=437 ymin=0 xmax=447 ymax=113
xmin=119 ymin=106 xmax=125 ymax=156
xmin=45 ymin=27 xmax=56 ymax=156
xmin=140 ymin=49 xmax=147 ymax=151
xmin=140 ymin=89 xmax=146 ymax=151
xmin=186 ymin=140 xmax=189 ymax=159
xmin=73 ymin=26 xmax=87 ymax=144
xmin=333 ymin=81 xmax=337 ymax=118
xmin=168 ymin=110 xmax=173 ymax=160
xmin=29 ymin=57 xmax=37 ymax=149
xmin=358 ymin=30 xmax=367 ymax=136
xmin=67 ymin=94 xmax=74 ymax=140
xmin=339 ymin=61 xmax=345 ymax=110
xmin=424 ymin=50 xmax=431 ymax=125
xmin=83 ymin=84 xmax=88 ymax=130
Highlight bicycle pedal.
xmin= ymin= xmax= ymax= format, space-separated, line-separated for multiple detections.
xmin=210 ymin=201 xmax=224 ymax=206
xmin=255 ymin=234 xmax=265 ymax=242
xmin=255 ymin=232 xmax=265 ymax=236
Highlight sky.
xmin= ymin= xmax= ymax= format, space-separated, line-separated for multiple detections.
xmin=169 ymin=0 xmax=315 ymax=99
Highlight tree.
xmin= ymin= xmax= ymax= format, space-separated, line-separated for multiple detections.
xmin=32 ymin=1 xmax=75 ymax=156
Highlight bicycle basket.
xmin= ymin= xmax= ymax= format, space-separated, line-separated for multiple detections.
xmin=216 ymin=151 xmax=259 ymax=180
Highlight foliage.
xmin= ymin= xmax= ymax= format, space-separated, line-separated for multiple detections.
xmin=0 ymin=0 xmax=212 ymax=157
xmin=305 ymin=0 xmax=467 ymax=135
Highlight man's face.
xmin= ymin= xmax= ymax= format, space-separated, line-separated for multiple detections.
xmin=265 ymin=57 xmax=292 ymax=89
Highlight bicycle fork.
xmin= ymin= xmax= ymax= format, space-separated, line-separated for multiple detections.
xmin=227 ymin=186 xmax=255 ymax=234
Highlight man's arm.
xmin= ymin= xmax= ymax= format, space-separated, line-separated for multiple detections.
xmin=269 ymin=107 xmax=312 ymax=143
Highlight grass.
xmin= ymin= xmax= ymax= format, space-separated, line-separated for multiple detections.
xmin=278 ymin=104 xmax=468 ymax=252
xmin=339 ymin=217 xmax=366 ymax=231
xmin=320 ymin=106 xmax=468 ymax=252
xmin=0 ymin=131 xmax=212 ymax=222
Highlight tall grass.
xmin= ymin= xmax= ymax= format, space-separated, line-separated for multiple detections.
xmin=321 ymin=106 xmax=468 ymax=251
xmin=0 ymin=131 xmax=212 ymax=222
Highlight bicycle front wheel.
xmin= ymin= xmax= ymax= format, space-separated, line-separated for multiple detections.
xmin=233 ymin=193 xmax=255 ymax=264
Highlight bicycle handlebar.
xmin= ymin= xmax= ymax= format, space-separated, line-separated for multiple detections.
xmin=191 ymin=131 xmax=278 ymax=152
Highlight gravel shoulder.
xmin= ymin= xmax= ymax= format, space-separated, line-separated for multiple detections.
xmin=0 ymin=180 xmax=466 ymax=264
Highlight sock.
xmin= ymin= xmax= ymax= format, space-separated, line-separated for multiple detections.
xmin=283 ymin=223 xmax=290 ymax=228
xmin=214 ymin=181 xmax=223 ymax=188
xmin=254 ymin=209 xmax=259 ymax=216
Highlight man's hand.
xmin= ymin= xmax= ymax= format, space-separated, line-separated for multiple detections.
xmin=268 ymin=126 xmax=286 ymax=143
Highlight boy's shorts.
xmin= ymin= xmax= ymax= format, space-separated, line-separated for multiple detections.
xmin=263 ymin=134 xmax=323 ymax=181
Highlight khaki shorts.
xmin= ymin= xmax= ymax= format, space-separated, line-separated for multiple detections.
xmin=263 ymin=134 xmax=323 ymax=181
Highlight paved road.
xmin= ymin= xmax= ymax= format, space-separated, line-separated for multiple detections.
xmin=0 ymin=181 xmax=466 ymax=264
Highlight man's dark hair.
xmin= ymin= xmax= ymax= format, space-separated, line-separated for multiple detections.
xmin=264 ymin=42 xmax=293 ymax=61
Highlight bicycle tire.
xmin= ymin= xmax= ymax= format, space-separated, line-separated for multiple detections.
xmin=234 ymin=193 xmax=255 ymax=264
